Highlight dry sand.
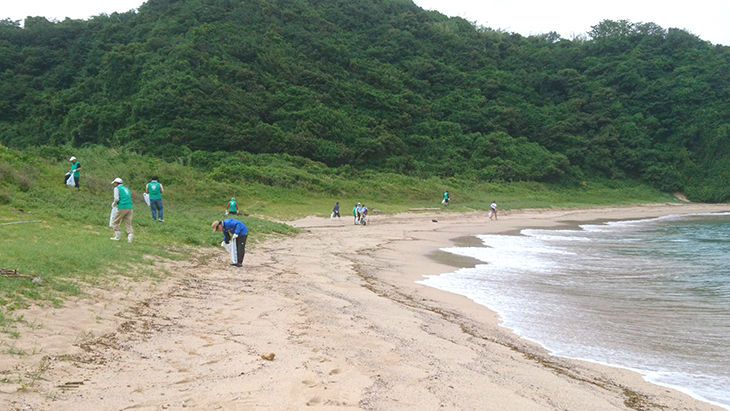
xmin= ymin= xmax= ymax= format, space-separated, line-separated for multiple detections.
xmin=2 ymin=203 xmax=729 ymax=410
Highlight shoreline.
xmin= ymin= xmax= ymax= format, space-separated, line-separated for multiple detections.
xmin=2 ymin=203 xmax=728 ymax=410
xmin=357 ymin=203 xmax=730 ymax=410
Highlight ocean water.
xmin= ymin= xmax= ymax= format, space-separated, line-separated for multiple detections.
xmin=418 ymin=213 xmax=730 ymax=410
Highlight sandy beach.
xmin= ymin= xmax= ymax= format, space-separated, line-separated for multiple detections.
xmin=2 ymin=203 xmax=729 ymax=410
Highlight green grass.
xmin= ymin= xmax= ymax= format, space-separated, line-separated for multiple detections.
xmin=0 ymin=143 xmax=678 ymax=332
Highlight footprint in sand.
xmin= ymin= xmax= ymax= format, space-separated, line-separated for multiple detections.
xmin=306 ymin=396 xmax=322 ymax=406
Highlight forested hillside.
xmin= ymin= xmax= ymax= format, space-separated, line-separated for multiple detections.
xmin=1 ymin=0 xmax=729 ymax=200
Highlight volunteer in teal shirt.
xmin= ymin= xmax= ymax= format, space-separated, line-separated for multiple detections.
xmin=227 ymin=197 xmax=238 ymax=215
xmin=146 ymin=177 xmax=165 ymax=222
xmin=69 ymin=156 xmax=81 ymax=190
xmin=110 ymin=177 xmax=134 ymax=243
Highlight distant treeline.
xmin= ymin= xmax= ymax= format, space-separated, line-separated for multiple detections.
xmin=1 ymin=0 xmax=729 ymax=200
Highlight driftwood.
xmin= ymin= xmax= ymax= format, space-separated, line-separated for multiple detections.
xmin=408 ymin=208 xmax=441 ymax=211
xmin=57 ymin=381 xmax=84 ymax=389
xmin=1 ymin=268 xmax=43 ymax=286
xmin=1 ymin=268 xmax=32 ymax=279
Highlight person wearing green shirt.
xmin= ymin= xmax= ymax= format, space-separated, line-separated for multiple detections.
xmin=146 ymin=177 xmax=165 ymax=222
xmin=226 ymin=197 xmax=238 ymax=215
xmin=68 ymin=156 xmax=81 ymax=190
xmin=353 ymin=202 xmax=361 ymax=225
xmin=110 ymin=177 xmax=134 ymax=243
xmin=443 ymin=191 xmax=449 ymax=206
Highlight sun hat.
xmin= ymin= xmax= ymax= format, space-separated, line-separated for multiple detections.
xmin=111 ymin=177 xmax=123 ymax=184
xmin=69 ymin=156 xmax=76 ymax=161
xmin=211 ymin=220 xmax=221 ymax=231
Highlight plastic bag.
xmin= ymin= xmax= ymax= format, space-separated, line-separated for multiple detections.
xmin=441 ymin=198 xmax=446 ymax=205
xmin=143 ymin=192 xmax=150 ymax=206
xmin=223 ymin=242 xmax=237 ymax=264
xmin=66 ymin=173 xmax=76 ymax=187
xmin=109 ymin=206 xmax=118 ymax=227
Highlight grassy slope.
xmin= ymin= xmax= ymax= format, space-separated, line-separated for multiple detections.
xmin=0 ymin=144 xmax=675 ymax=325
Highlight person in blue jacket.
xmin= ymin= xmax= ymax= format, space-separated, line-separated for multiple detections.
xmin=212 ymin=219 xmax=249 ymax=267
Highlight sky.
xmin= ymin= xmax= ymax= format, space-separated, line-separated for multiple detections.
xmin=3 ymin=0 xmax=730 ymax=46
xmin=412 ymin=0 xmax=730 ymax=46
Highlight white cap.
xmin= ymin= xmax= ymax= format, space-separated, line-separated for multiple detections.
xmin=69 ymin=156 xmax=76 ymax=161
xmin=111 ymin=177 xmax=123 ymax=184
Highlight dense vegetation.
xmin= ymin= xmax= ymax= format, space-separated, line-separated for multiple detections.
xmin=1 ymin=0 xmax=729 ymax=200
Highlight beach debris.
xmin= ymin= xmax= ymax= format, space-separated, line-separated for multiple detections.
xmin=0 ymin=268 xmax=43 ymax=285
xmin=432 ymin=219 xmax=438 ymax=223
xmin=1 ymin=268 xmax=20 ymax=276
xmin=57 ymin=381 xmax=84 ymax=389
xmin=0 ymin=219 xmax=41 ymax=226
xmin=261 ymin=352 xmax=276 ymax=361
xmin=673 ymin=192 xmax=691 ymax=202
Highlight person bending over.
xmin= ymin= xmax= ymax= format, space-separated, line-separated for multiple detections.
xmin=212 ymin=219 xmax=249 ymax=267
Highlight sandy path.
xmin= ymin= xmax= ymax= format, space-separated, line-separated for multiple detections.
xmin=2 ymin=204 xmax=728 ymax=410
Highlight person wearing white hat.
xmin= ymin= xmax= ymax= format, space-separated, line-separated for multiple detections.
xmin=110 ymin=177 xmax=134 ymax=243
xmin=352 ymin=202 xmax=361 ymax=225
xmin=68 ymin=156 xmax=81 ymax=190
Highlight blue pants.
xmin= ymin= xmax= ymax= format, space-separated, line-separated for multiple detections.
xmin=150 ymin=199 xmax=163 ymax=220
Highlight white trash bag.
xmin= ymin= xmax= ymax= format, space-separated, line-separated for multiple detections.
xmin=66 ymin=174 xmax=76 ymax=187
xmin=143 ymin=192 xmax=150 ymax=206
xmin=222 ymin=241 xmax=237 ymax=264
xmin=109 ymin=206 xmax=118 ymax=227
